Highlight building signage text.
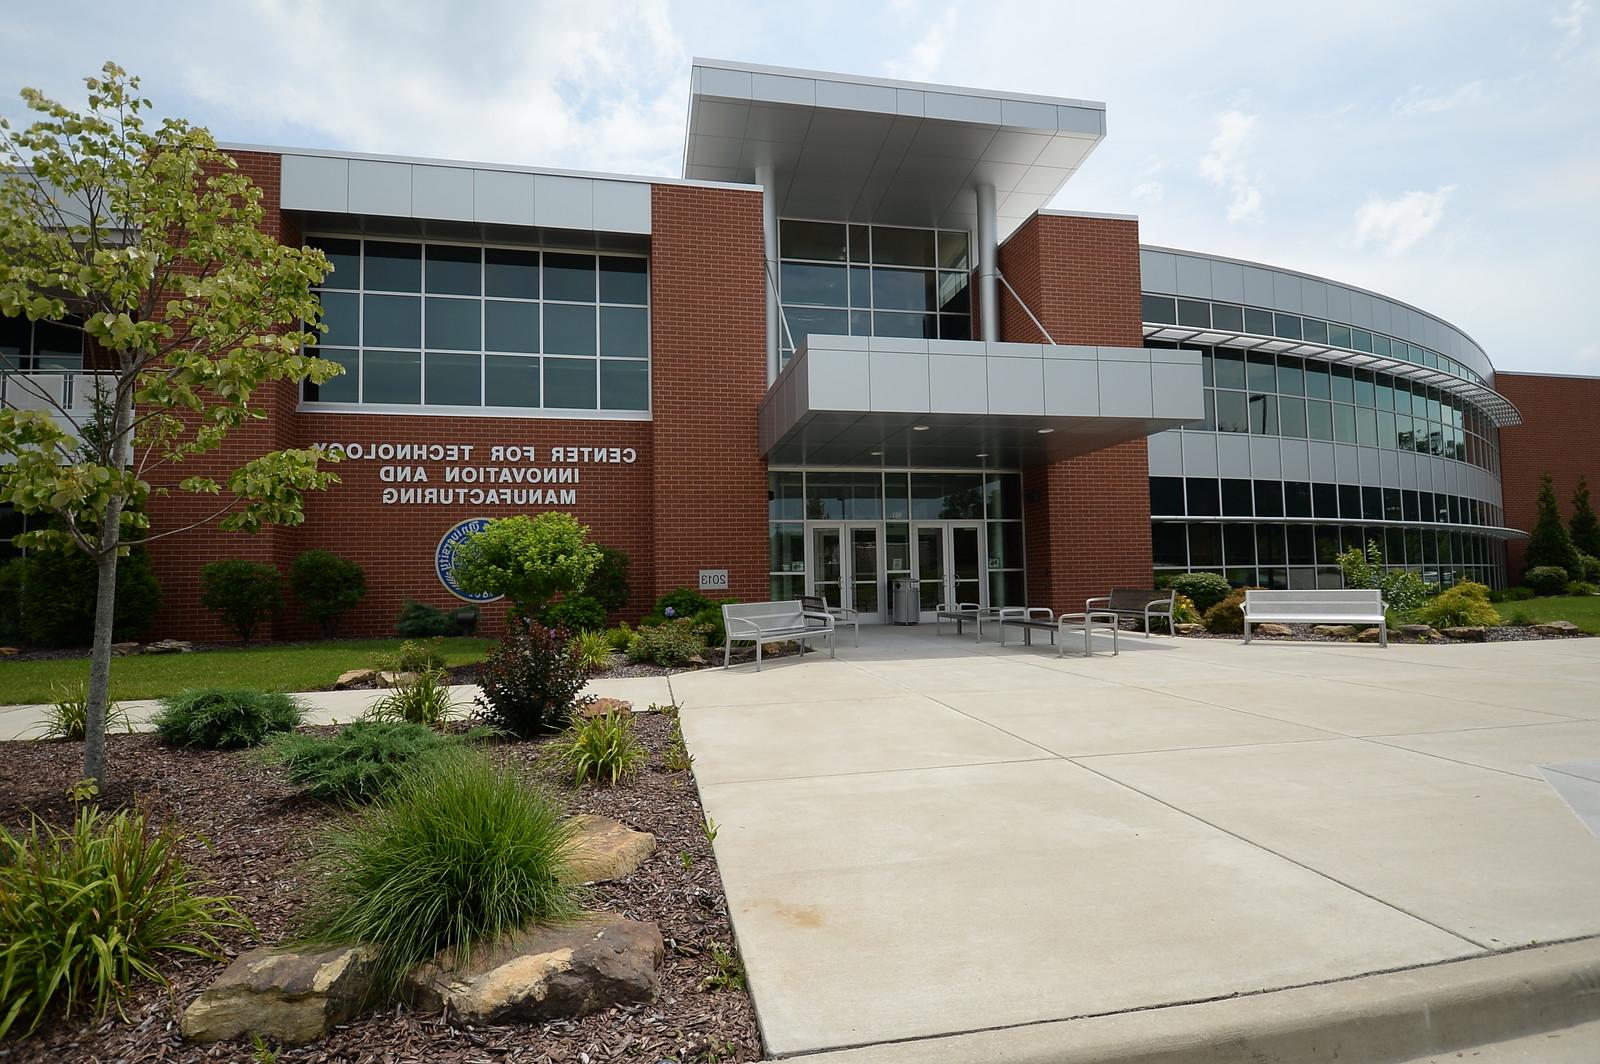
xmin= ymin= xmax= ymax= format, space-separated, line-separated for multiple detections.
xmin=316 ymin=441 xmax=639 ymax=508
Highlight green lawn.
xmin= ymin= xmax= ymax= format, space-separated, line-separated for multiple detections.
xmin=0 ymin=638 xmax=493 ymax=706
xmin=1496 ymin=595 xmax=1600 ymax=634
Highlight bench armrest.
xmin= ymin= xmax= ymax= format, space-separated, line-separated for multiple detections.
xmin=801 ymin=610 xmax=835 ymax=628
xmin=1023 ymin=607 xmax=1054 ymax=621
xmin=1085 ymin=596 xmax=1109 ymax=610
xmin=725 ymin=616 xmax=766 ymax=638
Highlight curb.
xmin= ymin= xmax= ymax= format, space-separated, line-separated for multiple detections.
xmin=777 ymin=937 xmax=1600 ymax=1064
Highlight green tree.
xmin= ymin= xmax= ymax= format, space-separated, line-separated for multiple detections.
xmin=1523 ymin=473 xmax=1579 ymax=577
xmin=1570 ymin=476 xmax=1600 ymax=559
xmin=0 ymin=64 xmax=341 ymax=785
xmin=451 ymin=512 xmax=602 ymax=617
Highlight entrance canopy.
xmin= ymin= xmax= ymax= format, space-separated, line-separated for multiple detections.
xmin=758 ymin=335 xmax=1203 ymax=468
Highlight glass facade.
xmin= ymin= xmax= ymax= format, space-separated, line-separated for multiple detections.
xmin=767 ymin=469 xmax=1025 ymax=607
xmin=302 ymin=237 xmax=649 ymax=413
xmin=777 ymin=220 xmax=971 ymax=368
xmin=0 ymin=316 xmax=85 ymax=372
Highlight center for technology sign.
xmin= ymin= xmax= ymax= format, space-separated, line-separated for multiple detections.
xmin=314 ymin=441 xmax=639 ymax=508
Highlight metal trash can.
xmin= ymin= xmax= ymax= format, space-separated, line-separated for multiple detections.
xmin=891 ymin=578 xmax=919 ymax=625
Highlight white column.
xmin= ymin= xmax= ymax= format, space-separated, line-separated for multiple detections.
xmin=756 ymin=163 xmax=780 ymax=381
xmin=976 ymin=182 xmax=999 ymax=342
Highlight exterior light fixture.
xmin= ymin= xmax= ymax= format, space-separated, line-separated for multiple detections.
xmin=869 ymin=450 xmax=883 ymax=456
xmin=912 ymin=425 xmax=930 ymax=431
xmin=975 ymin=452 xmax=989 ymax=458
xmin=1037 ymin=427 xmax=1055 ymax=434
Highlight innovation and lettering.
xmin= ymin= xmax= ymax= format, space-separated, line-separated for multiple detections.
xmin=315 ymin=441 xmax=639 ymax=507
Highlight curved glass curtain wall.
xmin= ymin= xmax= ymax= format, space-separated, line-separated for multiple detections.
xmin=1145 ymin=330 xmax=1507 ymax=590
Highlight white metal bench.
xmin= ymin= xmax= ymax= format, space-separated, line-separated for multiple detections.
xmin=936 ymin=601 xmax=990 ymax=639
xmin=1085 ymin=588 xmax=1175 ymax=637
xmin=1242 ymin=589 xmax=1387 ymax=647
xmin=997 ymin=607 xmax=1120 ymax=657
xmin=722 ymin=600 xmax=836 ymax=671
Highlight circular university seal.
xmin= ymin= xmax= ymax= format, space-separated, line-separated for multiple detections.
xmin=435 ymin=518 xmax=503 ymax=602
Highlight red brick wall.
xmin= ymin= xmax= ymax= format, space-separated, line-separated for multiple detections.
xmin=1000 ymin=213 xmax=1153 ymax=609
xmin=647 ymin=184 xmax=769 ymax=602
xmin=1496 ymin=371 xmax=1600 ymax=582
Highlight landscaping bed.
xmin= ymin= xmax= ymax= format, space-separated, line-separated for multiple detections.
xmin=1167 ymin=621 xmax=1588 ymax=643
xmin=0 ymin=713 xmax=761 ymax=1063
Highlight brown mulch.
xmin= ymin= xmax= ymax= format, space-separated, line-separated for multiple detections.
xmin=0 ymin=714 xmax=762 ymax=1063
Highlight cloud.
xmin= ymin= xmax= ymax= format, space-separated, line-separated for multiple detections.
xmin=884 ymin=5 xmax=957 ymax=82
xmin=1351 ymin=186 xmax=1457 ymax=255
xmin=1391 ymin=80 xmax=1484 ymax=115
xmin=1198 ymin=110 xmax=1263 ymax=222
xmin=1553 ymin=0 xmax=1589 ymax=45
xmin=1132 ymin=180 xmax=1164 ymax=203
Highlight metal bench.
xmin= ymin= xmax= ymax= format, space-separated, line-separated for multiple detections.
xmin=1085 ymin=588 xmax=1175 ymax=637
xmin=722 ymin=600 xmax=836 ymax=671
xmin=935 ymin=601 xmax=991 ymax=639
xmin=801 ymin=594 xmax=860 ymax=647
xmin=997 ymin=607 xmax=1120 ymax=657
xmin=1242 ymin=589 xmax=1387 ymax=647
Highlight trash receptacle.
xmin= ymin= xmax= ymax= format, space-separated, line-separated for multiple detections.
xmin=891 ymin=578 xmax=919 ymax=625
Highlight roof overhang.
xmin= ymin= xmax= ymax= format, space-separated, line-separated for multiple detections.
xmin=1143 ymin=324 xmax=1523 ymax=427
xmin=684 ymin=59 xmax=1105 ymax=238
xmin=760 ymin=335 xmax=1202 ymax=468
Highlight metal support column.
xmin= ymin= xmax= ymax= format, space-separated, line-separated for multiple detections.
xmin=756 ymin=163 xmax=780 ymax=381
xmin=976 ymin=182 xmax=999 ymax=342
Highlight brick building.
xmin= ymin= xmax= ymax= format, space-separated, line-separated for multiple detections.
xmin=5 ymin=59 xmax=1587 ymax=640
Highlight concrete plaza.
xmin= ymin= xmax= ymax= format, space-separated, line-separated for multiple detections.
xmin=670 ymin=627 xmax=1600 ymax=1060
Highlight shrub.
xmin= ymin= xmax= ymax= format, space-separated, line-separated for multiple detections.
xmin=1149 ymin=593 xmax=1200 ymax=633
xmin=1574 ymin=552 xmax=1600 ymax=585
xmin=295 ymin=752 xmax=578 ymax=995
xmin=395 ymin=600 xmax=462 ymax=638
xmin=474 ymin=618 xmax=590 ymax=739
xmin=199 ymin=560 xmax=282 ymax=643
xmin=151 ymin=688 xmax=303 ymax=749
xmin=450 ymin=512 xmax=602 ymax=616
xmin=2 ymin=545 xmax=161 ymax=647
xmin=1569 ymin=581 xmax=1599 ymax=597
xmin=573 ymin=629 xmax=615 ymax=672
xmin=1572 ymin=477 xmax=1600 ymax=559
xmin=1202 ymin=589 xmax=1246 ymax=635
xmin=550 ymin=710 xmax=648 ymax=786
xmin=256 ymin=721 xmax=463 ymax=804
xmin=539 ymin=594 xmax=607 ymax=633
xmin=1413 ymin=581 xmax=1499 ymax=628
xmin=0 ymin=806 xmax=247 ymax=1039
xmin=1489 ymin=585 xmax=1535 ymax=603
xmin=1337 ymin=540 xmax=1431 ymax=611
xmin=371 ymin=638 xmax=446 ymax=674
xmin=652 ymin=586 xmax=715 ymax=620
xmin=587 ymin=545 xmax=631 ymax=615
xmin=1524 ymin=566 xmax=1570 ymax=597
xmin=604 ymin=623 xmax=633 ymax=652
xmin=1525 ymin=473 xmax=1580 ymax=575
xmin=28 ymin=684 xmax=133 ymax=742
xmin=627 ymin=619 xmax=709 ymax=667
xmin=366 ymin=670 xmax=462 ymax=728
xmin=1504 ymin=606 xmax=1535 ymax=627
xmin=290 ymin=550 xmax=367 ymax=637
xmin=1170 ymin=573 xmax=1231 ymax=613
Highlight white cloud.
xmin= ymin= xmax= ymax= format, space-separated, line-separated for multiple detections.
xmin=1351 ymin=186 xmax=1457 ymax=255
xmin=1198 ymin=110 xmax=1263 ymax=222
xmin=1132 ymin=180 xmax=1164 ymax=203
xmin=1553 ymin=0 xmax=1589 ymax=45
xmin=1391 ymin=80 xmax=1484 ymax=115
xmin=883 ymin=5 xmax=956 ymax=82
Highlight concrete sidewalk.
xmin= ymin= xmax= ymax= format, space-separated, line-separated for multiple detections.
xmin=673 ymin=628 xmax=1600 ymax=1058
xmin=0 ymin=674 xmax=675 ymax=740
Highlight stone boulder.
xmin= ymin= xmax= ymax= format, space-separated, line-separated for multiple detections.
xmin=1397 ymin=624 xmax=1443 ymax=642
xmin=0 ymin=646 xmax=17 ymax=656
xmin=580 ymin=696 xmax=633 ymax=719
xmin=1533 ymin=620 xmax=1581 ymax=637
xmin=145 ymin=639 xmax=194 ymax=654
xmin=181 ymin=945 xmax=377 ymax=1044
xmin=1174 ymin=623 xmax=1206 ymax=636
xmin=335 ymin=668 xmax=378 ymax=690
xmin=1442 ymin=626 xmax=1488 ymax=642
xmin=1355 ymin=627 xmax=1391 ymax=643
xmin=406 ymin=914 xmax=663 ymax=1024
xmin=376 ymin=670 xmax=420 ymax=688
xmin=563 ymin=814 xmax=656 ymax=884
xmin=1254 ymin=623 xmax=1293 ymax=637
xmin=110 ymin=641 xmax=141 ymax=656
xmin=1312 ymin=624 xmax=1358 ymax=639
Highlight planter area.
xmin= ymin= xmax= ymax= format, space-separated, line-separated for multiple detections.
xmin=0 ymin=711 xmax=761 ymax=1063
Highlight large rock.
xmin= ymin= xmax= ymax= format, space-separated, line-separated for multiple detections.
xmin=110 ymin=641 xmax=141 ymax=656
xmin=1443 ymin=626 xmax=1488 ymax=642
xmin=376 ymin=670 xmax=420 ymax=688
xmin=1355 ymin=627 xmax=1391 ymax=643
xmin=1174 ymin=623 xmax=1206 ymax=636
xmin=1254 ymin=623 xmax=1294 ymax=637
xmin=145 ymin=638 xmax=194 ymax=654
xmin=1313 ymin=624 xmax=1357 ymax=639
xmin=1533 ymin=620 xmax=1581 ymax=637
xmin=579 ymin=696 xmax=633 ymax=719
xmin=181 ymin=945 xmax=377 ymax=1044
xmin=1397 ymin=623 xmax=1443 ymax=642
xmin=406 ymin=914 xmax=663 ymax=1024
xmin=564 ymin=814 xmax=656 ymax=884
xmin=335 ymin=668 xmax=378 ymax=689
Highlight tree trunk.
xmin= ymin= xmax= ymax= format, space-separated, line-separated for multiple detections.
xmin=82 ymin=380 xmax=135 ymax=789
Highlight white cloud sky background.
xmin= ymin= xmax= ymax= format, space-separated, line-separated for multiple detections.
xmin=3 ymin=0 xmax=1595 ymax=375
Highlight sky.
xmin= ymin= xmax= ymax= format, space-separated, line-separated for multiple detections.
xmin=3 ymin=0 xmax=1596 ymax=377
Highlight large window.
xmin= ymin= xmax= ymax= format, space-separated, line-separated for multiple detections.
xmin=302 ymin=237 xmax=649 ymax=414
xmin=778 ymin=220 xmax=971 ymax=367
xmin=0 ymin=316 xmax=84 ymax=373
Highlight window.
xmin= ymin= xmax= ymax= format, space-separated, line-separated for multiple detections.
xmin=304 ymin=237 xmax=649 ymax=414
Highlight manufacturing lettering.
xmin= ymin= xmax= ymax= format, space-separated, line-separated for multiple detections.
xmin=313 ymin=442 xmax=638 ymax=508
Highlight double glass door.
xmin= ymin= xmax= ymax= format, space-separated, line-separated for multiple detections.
xmin=809 ymin=525 xmax=882 ymax=624
xmin=913 ymin=522 xmax=984 ymax=618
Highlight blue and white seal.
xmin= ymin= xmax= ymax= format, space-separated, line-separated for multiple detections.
xmin=435 ymin=517 xmax=503 ymax=602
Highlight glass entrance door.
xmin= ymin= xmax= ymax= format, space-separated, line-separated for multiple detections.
xmin=913 ymin=522 xmax=986 ymax=619
xmin=808 ymin=524 xmax=883 ymax=624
